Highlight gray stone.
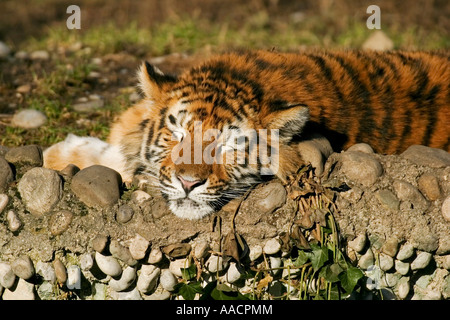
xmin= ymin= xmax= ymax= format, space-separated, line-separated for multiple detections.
xmin=379 ymin=253 xmax=394 ymax=271
xmin=129 ymin=234 xmax=150 ymax=260
xmin=71 ymin=165 xmax=122 ymax=208
xmin=193 ymin=241 xmax=210 ymax=259
xmin=395 ymin=260 xmax=410 ymax=275
xmin=396 ymin=277 xmax=410 ymax=300
xmin=80 ymin=253 xmax=94 ymax=271
xmin=30 ymin=50 xmax=50 ymax=60
xmin=411 ymin=252 xmax=433 ymax=270
xmin=5 ymin=145 xmax=43 ymax=167
xmin=362 ymin=30 xmax=394 ymax=51
xmin=116 ymin=204 xmax=134 ymax=223
xmin=382 ymin=238 xmax=400 ymax=258
xmin=358 ymin=248 xmax=375 ymax=270
xmin=11 ymin=109 xmax=47 ymax=129
xmin=252 ymin=182 xmax=286 ymax=214
xmin=137 ymin=264 xmax=160 ymax=293
xmin=348 ymin=233 xmax=367 ymax=253
xmin=0 ymin=41 xmax=11 ymax=58
xmin=411 ymin=225 xmax=439 ymax=252
xmin=159 ymin=268 xmax=177 ymax=291
xmin=92 ymin=235 xmax=109 ymax=253
xmin=0 ymin=193 xmax=8 ymax=213
xmin=442 ymin=196 xmax=450 ymax=223
xmin=11 ymin=255 xmax=35 ymax=280
xmin=94 ymin=252 xmax=122 ymax=277
xmin=263 ymin=238 xmax=281 ymax=255
xmin=73 ymin=99 xmax=104 ymax=113
xmin=49 ymin=210 xmax=73 ymax=235
xmin=340 ymin=151 xmax=383 ymax=187
xmin=347 ymin=143 xmax=374 ymax=154
xmin=110 ymin=240 xmax=137 ymax=266
xmin=393 ymin=180 xmax=428 ymax=211
xmin=296 ymin=133 xmax=333 ymax=175
xmin=249 ymin=245 xmax=263 ymax=261
xmin=375 ymin=189 xmax=400 ymax=210
xmin=224 ymin=262 xmax=242 ymax=284
xmin=2 ymin=278 xmax=35 ymax=300
xmin=0 ymin=157 xmax=14 ymax=193
xmin=35 ymin=261 xmax=56 ymax=283
xmin=418 ymin=173 xmax=441 ymax=201
xmin=6 ymin=210 xmax=22 ymax=232
xmin=66 ymin=265 xmax=81 ymax=290
xmin=147 ymin=247 xmax=163 ymax=264
xmin=206 ymin=255 xmax=228 ymax=273
xmin=169 ymin=258 xmax=191 ymax=277
xmin=401 ymin=145 xmax=450 ymax=168
xmin=113 ymin=286 xmax=142 ymax=300
xmin=0 ymin=262 xmax=16 ymax=288
xmin=397 ymin=243 xmax=415 ymax=261
xmin=437 ymin=236 xmax=450 ymax=255
xmin=109 ymin=266 xmax=136 ymax=292
xmin=18 ymin=167 xmax=62 ymax=216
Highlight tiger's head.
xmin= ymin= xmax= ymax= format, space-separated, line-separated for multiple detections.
xmin=111 ymin=55 xmax=309 ymax=219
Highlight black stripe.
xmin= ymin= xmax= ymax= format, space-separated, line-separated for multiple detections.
xmin=422 ymin=84 xmax=441 ymax=146
xmin=397 ymin=109 xmax=413 ymax=153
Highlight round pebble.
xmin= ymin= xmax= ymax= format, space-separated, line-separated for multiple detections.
xmin=92 ymin=235 xmax=109 ymax=253
xmin=136 ymin=264 xmax=160 ymax=294
xmin=411 ymin=252 xmax=433 ymax=270
xmin=6 ymin=210 xmax=22 ymax=232
xmin=348 ymin=233 xmax=367 ymax=253
xmin=442 ymin=196 xmax=450 ymax=222
xmin=11 ymin=256 xmax=35 ymax=280
xmin=147 ymin=247 xmax=163 ymax=264
xmin=110 ymin=240 xmax=137 ymax=266
xmin=0 ymin=262 xmax=16 ymax=288
xmin=66 ymin=265 xmax=81 ymax=290
xmin=249 ymin=245 xmax=263 ymax=261
xmin=206 ymin=255 xmax=228 ymax=273
xmin=11 ymin=109 xmax=47 ymax=129
xmin=53 ymin=258 xmax=67 ymax=284
xmin=379 ymin=253 xmax=394 ymax=271
xmin=340 ymin=151 xmax=383 ymax=187
xmin=0 ymin=194 xmax=9 ymax=212
xmin=49 ymin=210 xmax=73 ymax=235
xmin=2 ymin=278 xmax=35 ymax=300
xmin=358 ymin=248 xmax=375 ymax=270
xmin=131 ymin=190 xmax=152 ymax=206
xmin=129 ymin=234 xmax=150 ymax=260
xmin=30 ymin=50 xmax=50 ymax=60
xmin=396 ymin=278 xmax=410 ymax=300
xmin=4 ymin=145 xmax=43 ymax=167
xmin=0 ymin=158 xmax=14 ymax=193
xmin=263 ymin=238 xmax=281 ymax=255
xmin=418 ymin=173 xmax=441 ymax=201
xmin=193 ymin=241 xmax=210 ymax=259
xmin=95 ymin=252 xmax=122 ymax=277
xmin=35 ymin=261 xmax=56 ymax=283
xmin=162 ymin=243 xmax=192 ymax=258
xmin=395 ymin=260 xmax=410 ymax=275
xmin=159 ymin=268 xmax=177 ymax=291
xmin=224 ymin=262 xmax=242 ymax=284
xmin=397 ymin=243 xmax=415 ymax=261
xmin=109 ymin=266 xmax=136 ymax=292
xmin=0 ymin=41 xmax=11 ymax=58
xmin=80 ymin=253 xmax=94 ymax=271
xmin=169 ymin=258 xmax=191 ymax=277
xmin=116 ymin=204 xmax=134 ymax=223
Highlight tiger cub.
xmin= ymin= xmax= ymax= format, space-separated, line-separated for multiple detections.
xmin=44 ymin=50 xmax=450 ymax=219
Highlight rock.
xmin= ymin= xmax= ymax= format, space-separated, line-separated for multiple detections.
xmin=110 ymin=240 xmax=137 ymax=266
xmin=340 ymin=151 xmax=383 ymax=187
xmin=270 ymin=256 xmax=282 ymax=275
xmin=18 ymin=167 xmax=62 ymax=217
xmin=206 ymin=255 xmax=228 ymax=273
xmin=346 ymin=143 xmax=374 ymax=154
xmin=224 ymin=262 xmax=242 ymax=283
xmin=136 ymin=264 xmax=160 ymax=293
xmin=6 ymin=210 xmax=22 ymax=232
xmin=437 ymin=236 xmax=450 ymax=255
xmin=411 ymin=252 xmax=433 ymax=270
xmin=162 ymin=243 xmax=192 ymax=258
xmin=253 ymin=182 xmax=286 ymax=214
xmin=109 ymin=266 xmax=136 ymax=292
xmin=0 ymin=194 xmax=8 ymax=212
xmin=49 ymin=210 xmax=73 ymax=235
xmin=193 ymin=241 xmax=210 ymax=259
xmin=30 ymin=50 xmax=50 ymax=60
xmin=35 ymin=262 xmax=56 ymax=283
xmin=92 ymin=235 xmax=109 ymax=253
xmin=131 ymin=190 xmax=152 ymax=206
xmin=375 ymin=189 xmax=400 ymax=210
xmin=94 ymin=252 xmax=122 ymax=277
xmin=147 ymin=247 xmax=163 ymax=264
xmin=418 ymin=174 xmax=441 ymax=201
xmin=263 ymin=238 xmax=281 ymax=255
xmin=249 ymin=245 xmax=263 ymax=261
xmin=159 ymin=268 xmax=177 ymax=291
xmin=393 ymin=180 xmax=428 ymax=211
xmin=53 ymin=258 xmax=67 ymax=284
xmin=401 ymin=145 xmax=450 ymax=168
xmin=397 ymin=243 xmax=415 ymax=261
xmin=296 ymin=133 xmax=333 ymax=175
xmin=396 ymin=277 xmax=410 ymax=300
xmin=0 ymin=157 xmax=14 ymax=192
xmin=71 ymin=165 xmax=122 ymax=208
xmin=379 ymin=253 xmax=394 ymax=271
xmin=362 ymin=30 xmax=394 ymax=51
xmin=113 ymin=286 xmax=142 ymax=300
xmin=0 ymin=262 xmax=16 ymax=288
xmin=5 ymin=145 xmax=43 ymax=168
xmin=358 ymin=248 xmax=375 ymax=270
xmin=2 ymin=278 xmax=35 ymax=300
xmin=0 ymin=41 xmax=11 ymax=58
xmin=442 ymin=196 xmax=450 ymax=222
xmin=11 ymin=255 xmax=35 ymax=280
xmin=11 ymin=109 xmax=47 ymax=129
xmin=169 ymin=258 xmax=191 ymax=277
xmin=80 ymin=253 xmax=94 ymax=271
xmin=411 ymin=225 xmax=439 ymax=252
xmin=72 ymin=99 xmax=104 ymax=113
xmin=14 ymin=51 xmax=28 ymax=60
xmin=116 ymin=204 xmax=134 ymax=223
xmin=66 ymin=265 xmax=81 ymax=290
xmin=395 ymin=260 xmax=410 ymax=275
xmin=59 ymin=164 xmax=80 ymax=180
xmin=382 ymin=238 xmax=400 ymax=258
xmin=129 ymin=234 xmax=150 ymax=260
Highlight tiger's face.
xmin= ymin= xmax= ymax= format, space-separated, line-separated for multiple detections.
xmin=115 ymin=59 xmax=309 ymax=219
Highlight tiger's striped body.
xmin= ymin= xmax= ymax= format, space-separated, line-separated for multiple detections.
xmin=44 ymin=50 xmax=450 ymax=219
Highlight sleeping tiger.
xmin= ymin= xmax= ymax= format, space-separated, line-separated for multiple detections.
xmin=43 ymin=49 xmax=450 ymax=219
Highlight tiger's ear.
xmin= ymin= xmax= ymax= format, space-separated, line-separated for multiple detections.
xmin=264 ymin=103 xmax=309 ymax=141
xmin=137 ymin=61 xmax=177 ymax=100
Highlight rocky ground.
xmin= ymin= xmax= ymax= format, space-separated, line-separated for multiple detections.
xmin=0 ymin=139 xmax=449 ymax=300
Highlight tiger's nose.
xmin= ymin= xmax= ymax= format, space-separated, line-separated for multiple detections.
xmin=177 ymin=175 xmax=205 ymax=193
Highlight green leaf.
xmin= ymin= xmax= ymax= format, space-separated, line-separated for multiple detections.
xmin=319 ymin=263 xmax=343 ymax=283
xmin=308 ymin=245 xmax=329 ymax=272
xmin=339 ymin=266 xmax=364 ymax=293
xmin=180 ymin=264 xmax=197 ymax=281
xmin=294 ymin=250 xmax=310 ymax=267
xmin=210 ymin=284 xmax=249 ymax=300
xmin=177 ymin=282 xmax=203 ymax=300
